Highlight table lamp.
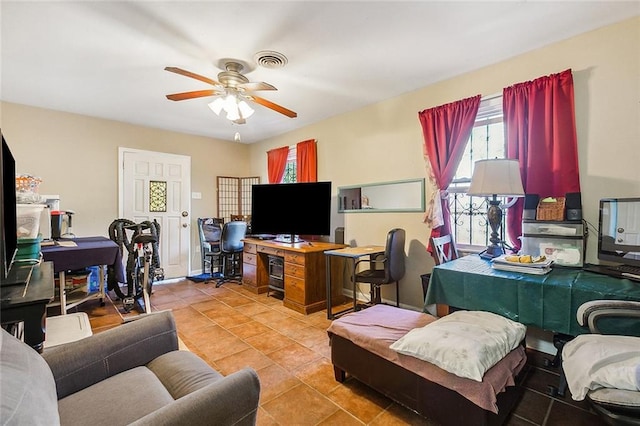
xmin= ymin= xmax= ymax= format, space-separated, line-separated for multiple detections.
xmin=467 ymin=159 xmax=525 ymax=259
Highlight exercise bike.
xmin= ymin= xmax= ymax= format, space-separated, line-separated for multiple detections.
xmin=107 ymin=219 xmax=164 ymax=314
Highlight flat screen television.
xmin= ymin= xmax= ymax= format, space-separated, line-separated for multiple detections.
xmin=598 ymin=197 xmax=640 ymax=269
xmin=251 ymin=182 xmax=332 ymax=243
xmin=1 ymin=133 xmax=18 ymax=281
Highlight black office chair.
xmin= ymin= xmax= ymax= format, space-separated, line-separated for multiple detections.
xmin=197 ymin=218 xmax=223 ymax=275
xmin=354 ymin=228 xmax=406 ymax=307
xmin=211 ymin=221 xmax=248 ymax=288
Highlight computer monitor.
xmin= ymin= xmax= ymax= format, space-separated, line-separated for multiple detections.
xmin=597 ymin=197 xmax=640 ymax=268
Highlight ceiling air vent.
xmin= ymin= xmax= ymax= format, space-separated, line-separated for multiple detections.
xmin=254 ymin=51 xmax=288 ymax=69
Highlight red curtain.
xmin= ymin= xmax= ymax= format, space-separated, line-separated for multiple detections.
xmin=504 ymin=69 xmax=581 ymax=250
xmin=267 ymin=146 xmax=289 ymax=184
xmin=296 ymin=139 xmax=317 ymax=182
xmin=419 ymin=95 xmax=481 ymax=241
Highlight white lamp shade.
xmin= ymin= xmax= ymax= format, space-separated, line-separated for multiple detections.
xmin=208 ymin=94 xmax=254 ymax=122
xmin=237 ymin=100 xmax=254 ymax=118
xmin=208 ymin=98 xmax=224 ymax=115
xmin=467 ymin=159 xmax=525 ymax=197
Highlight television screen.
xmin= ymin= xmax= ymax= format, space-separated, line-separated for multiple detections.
xmin=598 ymin=197 xmax=640 ymax=268
xmin=251 ymin=182 xmax=332 ymax=240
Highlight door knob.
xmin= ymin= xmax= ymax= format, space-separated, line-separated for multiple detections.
xmin=182 ymin=223 xmax=188 ymax=228
xmin=181 ymin=211 xmax=189 ymax=217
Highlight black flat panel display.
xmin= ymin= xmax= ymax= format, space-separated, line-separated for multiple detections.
xmin=251 ymin=182 xmax=331 ymax=238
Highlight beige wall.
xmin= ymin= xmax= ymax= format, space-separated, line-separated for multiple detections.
xmin=249 ymin=17 xmax=640 ymax=310
xmin=1 ymin=103 xmax=250 ymax=271
xmin=2 ymin=18 xmax=637 ymax=308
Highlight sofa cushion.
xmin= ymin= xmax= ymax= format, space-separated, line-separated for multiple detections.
xmin=147 ymin=350 xmax=223 ymax=399
xmin=0 ymin=329 xmax=60 ymax=425
xmin=57 ymin=366 xmax=174 ymax=426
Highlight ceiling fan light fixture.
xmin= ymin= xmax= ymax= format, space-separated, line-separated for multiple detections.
xmin=208 ymin=98 xmax=225 ymax=115
xmin=238 ymin=100 xmax=254 ymax=118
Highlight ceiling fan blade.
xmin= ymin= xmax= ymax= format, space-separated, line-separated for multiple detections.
xmin=239 ymin=81 xmax=277 ymax=92
xmin=250 ymin=95 xmax=297 ymax=118
xmin=166 ymin=89 xmax=219 ymax=101
xmin=164 ymin=66 xmax=220 ymax=86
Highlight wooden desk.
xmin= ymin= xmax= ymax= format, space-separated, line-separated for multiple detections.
xmin=242 ymin=239 xmax=346 ymax=314
xmin=324 ymin=245 xmax=386 ymax=319
xmin=1 ymin=261 xmax=55 ymax=352
xmin=425 ymin=255 xmax=640 ymax=336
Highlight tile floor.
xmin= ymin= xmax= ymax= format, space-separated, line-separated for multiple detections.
xmin=59 ymin=278 xmax=608 ymax=426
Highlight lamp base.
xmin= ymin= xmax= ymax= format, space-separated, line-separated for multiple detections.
xmin=480 ymin=244 xmax=505 ymax=260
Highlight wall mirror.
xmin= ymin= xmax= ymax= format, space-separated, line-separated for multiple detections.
xmin=338 ymin=178 xmax=425 ymax=213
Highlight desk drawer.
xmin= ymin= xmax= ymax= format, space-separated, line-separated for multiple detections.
xmin=285 ymin=252 xmax=305 ymax=266
xmin=243 ymin=252 xmax=256 ymax=266
xmin=244 ymin=243 xmax=257 ymax=255
xmin=242 ymin=264 xmax=257 ymax=286
xmin=284 ymin=276 xmax=305 ymax=304
xmin=285 ymin=262 xmax=305 ymax=279
xmin=258 ymin=246 xmax=284 ymax=257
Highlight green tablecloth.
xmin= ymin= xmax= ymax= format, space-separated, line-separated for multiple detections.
xmin=424 ymin=255 xmax=640 ymax=336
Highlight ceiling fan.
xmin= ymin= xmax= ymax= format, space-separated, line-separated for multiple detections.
xmin=164 ymin=61 xmax=297 ymax=124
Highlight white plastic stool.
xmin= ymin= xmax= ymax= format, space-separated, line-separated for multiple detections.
xmin=44 ymin=312 xmax=93 ymax=348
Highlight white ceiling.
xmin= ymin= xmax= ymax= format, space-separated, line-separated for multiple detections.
xmin=1 ymin=1 xmax=638 ymax=144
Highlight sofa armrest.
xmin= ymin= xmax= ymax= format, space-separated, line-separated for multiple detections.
xmin=42 ymin=311 xmax=178 ymax=399
xmin=129 ymin=368 xmax=261 ymax=426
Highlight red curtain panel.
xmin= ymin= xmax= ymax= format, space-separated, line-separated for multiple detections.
xmin=267 ymin=146 xmax=289 ymax=184
xmin=504 ymin=69 xmax=581 ymax=250
xmin=296 ymin=139 xmax=317 ymax=182
xmin=419 ymin=95 xmax=481 ymax=242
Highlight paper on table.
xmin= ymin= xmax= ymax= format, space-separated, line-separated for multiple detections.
xmin=56 ymin=240 xmax=77 ymax=247
xmin=492 ymin=262 xmax=552 ymax=275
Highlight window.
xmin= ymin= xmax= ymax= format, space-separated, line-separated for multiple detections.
xmin=448 ymin=95 xmax=511 ymax=248
xmin=282 ymin=146 xmax=297 ymax=183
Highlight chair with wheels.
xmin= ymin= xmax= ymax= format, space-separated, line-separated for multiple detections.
xmin=561 ymin=300 xmax=640 ymax=425
xmin=211 ymin=220 xmax=248 ymax=288
xmin=354 ymin=228 xmax=406 ymax=307
xmin=197 ymin=217 xmax=223 ymax=275
xmin=231 ymin=214 xmax=252 ymax=234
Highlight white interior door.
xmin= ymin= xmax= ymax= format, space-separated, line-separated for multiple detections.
xmin=119 ymin=148 xmax=190 ymax=278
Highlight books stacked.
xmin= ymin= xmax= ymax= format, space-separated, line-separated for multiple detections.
xmin=492 ymin=255 xmax=553 ymax=275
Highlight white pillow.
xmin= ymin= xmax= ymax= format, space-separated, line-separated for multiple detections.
xmin=562 ymin=334 xmax=640 ymax=401
xmin=389 ymin=310 xmax=526 ymax=382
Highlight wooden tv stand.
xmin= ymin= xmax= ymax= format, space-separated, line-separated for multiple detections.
xmin=242 ymin=238 xmax=347 ymax=314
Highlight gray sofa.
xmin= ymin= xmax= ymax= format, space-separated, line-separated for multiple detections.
xmin=0 ymin=311 xmax=260 ymax=425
